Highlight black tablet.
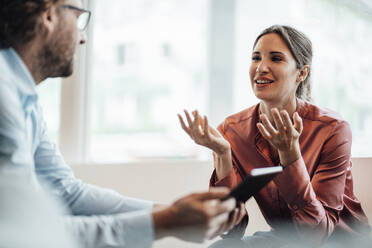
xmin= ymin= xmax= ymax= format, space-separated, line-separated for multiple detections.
xmin=223 ymin=166 xmax=283 ymax=203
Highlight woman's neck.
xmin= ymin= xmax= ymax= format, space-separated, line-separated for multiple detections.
xmin=259 ymin=97 xmax=297 ymax=123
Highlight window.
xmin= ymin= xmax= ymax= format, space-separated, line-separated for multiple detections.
xmin=36 ymin=78 xmax=62 ymax=143
xmin=36 ymin=0 xmax=372 ymax=163
xmin=88 ymin=0 xmax=208 ymax=162
xmin=234 ymin=0 xmax=372 ymax=157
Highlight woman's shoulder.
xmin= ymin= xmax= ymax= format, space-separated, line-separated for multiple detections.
xmin=222 ymin=104 xmax=259 ymax=126
xmin=298 ymin=99 xmax=348 ymax=127
xmin=217 ymin=104 xmax=259 ymax=135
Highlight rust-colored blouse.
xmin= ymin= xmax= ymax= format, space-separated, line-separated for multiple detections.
xmin=210 ymin=99 xmax=370 ymax=244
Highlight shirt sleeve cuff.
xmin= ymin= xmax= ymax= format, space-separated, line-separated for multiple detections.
xmin=117 ymin=210 xmax=154 ymax=248
xmin=210 ymin=169 xmax=237 ymax=188
xmin=273 ymin=157 xmax=313 ymax=210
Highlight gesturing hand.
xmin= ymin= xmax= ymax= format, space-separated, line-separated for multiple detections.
xmin=178 ymin=110 xmax=230 ymax=155
xmin=256 ymin=108 xmax=303 ymax=166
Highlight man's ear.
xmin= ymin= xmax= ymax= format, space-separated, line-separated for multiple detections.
xmin=296 ymin=65 xmax=310 ymax=84
xmin=40 ymin=5 xmax=59 ymax=36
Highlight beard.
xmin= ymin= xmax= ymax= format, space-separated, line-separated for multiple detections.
xmin=40 ymin=48 xmax=74 ymax=78
xmin=39 ymin=26 xmax=76 ymax=78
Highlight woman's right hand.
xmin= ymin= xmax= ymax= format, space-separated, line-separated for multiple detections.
xmin=178 ymin=110 xmax=230 ymax=156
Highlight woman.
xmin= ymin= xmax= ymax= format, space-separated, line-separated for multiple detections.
xmin=178 ymin=25 xmax=370 ymax=247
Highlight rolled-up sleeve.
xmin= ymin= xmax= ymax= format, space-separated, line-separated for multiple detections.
xmin=273 ymin=121 xmax=351 ymax=244
xmin=209 ymin=124 xmax=243 ymax=189
xmin=209 ymin=123 xmax=248 ymax=239
xmin=210 ymin=165 xmax=239 ymax=188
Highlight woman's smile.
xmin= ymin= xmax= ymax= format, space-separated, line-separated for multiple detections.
xmin=254 ymin=76 xmax=275 ymax=86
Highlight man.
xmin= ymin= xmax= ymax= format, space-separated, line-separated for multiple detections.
xmin=0 ymin=0 xmax=245 ymax=247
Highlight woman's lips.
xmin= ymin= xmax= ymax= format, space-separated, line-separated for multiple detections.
xmin=255 ymin=79 xmax=274 ymax=85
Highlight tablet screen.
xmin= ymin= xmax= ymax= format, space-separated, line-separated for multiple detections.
xmin=225 ymin=166 xmax=283 ymax=203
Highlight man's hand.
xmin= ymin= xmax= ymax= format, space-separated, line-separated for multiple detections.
xmin=152 ymin=188 xmax=238 ymax=243
xmin=217 ymin=201 xmax=246 ymax=237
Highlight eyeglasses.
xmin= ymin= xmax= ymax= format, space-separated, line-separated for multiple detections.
xmin=61 ymin=4 xmax=91 ymax=31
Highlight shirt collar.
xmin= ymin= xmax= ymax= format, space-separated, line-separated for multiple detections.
xmin=2 ymin=48 xmax=37 ymax=97
xmin=295 ymin=98 xmax=307 ymax=117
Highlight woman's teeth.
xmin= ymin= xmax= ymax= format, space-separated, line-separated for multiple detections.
xmin=255 ymin=80 xmax=273 ymax=84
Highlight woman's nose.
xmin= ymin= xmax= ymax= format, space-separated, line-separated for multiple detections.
xmin=256 ymin=61 xmax=269 ymax=74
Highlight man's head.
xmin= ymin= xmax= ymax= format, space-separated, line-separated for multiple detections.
xmin=0 ymin=0 xmax=90 ymax=80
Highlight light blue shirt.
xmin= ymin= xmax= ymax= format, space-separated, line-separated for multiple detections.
xmin=0 ymin=171 xmax=78 ymax=248
xmin=0 ymin=48 xmax=154 ymax=248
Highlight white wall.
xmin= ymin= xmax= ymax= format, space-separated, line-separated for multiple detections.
xmin=72 ymin=158 xmax=372 ymax=247
xmin=72 ymin=160 xmax=269 ymax=247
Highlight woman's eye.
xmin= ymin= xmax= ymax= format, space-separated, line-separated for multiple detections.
xmin=272 ymin=56 xmax=282 ymax=62
xmin=252 ymin=56 xmax=261 ymax=61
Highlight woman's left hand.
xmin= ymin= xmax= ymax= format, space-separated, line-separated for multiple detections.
xmin=256 ymin=108 xmax=303 ymax=166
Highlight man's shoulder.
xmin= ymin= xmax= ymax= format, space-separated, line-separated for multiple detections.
xmin=0 ymin=50 xmax=19 ymax=92
xmin=0 ymin=49 xmax=30 ymax=108
xmin=0 ymin=71 xmax=24 ymax=118
xmin=0 ymin=75 xmax=19 ymax=103
xmin=0 ymin=49 xmax=13 ymax=75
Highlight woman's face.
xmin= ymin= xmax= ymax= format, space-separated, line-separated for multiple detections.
xmin=249 ymin=33 xmax=300 ymax=105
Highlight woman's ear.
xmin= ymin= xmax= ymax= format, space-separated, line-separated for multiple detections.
xmin=297 ymin=65 xmax=310 ymax=84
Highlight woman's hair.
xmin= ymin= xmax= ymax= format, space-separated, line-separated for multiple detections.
xmin=0 ymin=0 xmax=64 ymax=49
xmin=253 ymin=25 xmax=313 ymax=101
